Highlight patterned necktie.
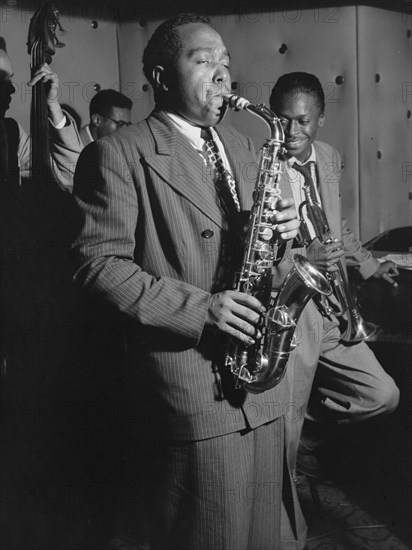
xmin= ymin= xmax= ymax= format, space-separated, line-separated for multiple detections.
xmin=293 ymin=161 xmax=317 ymax=202
xmin=201 ymin=127 xmax=241 ymax=215
xmin=293 ymin=161 xmax=323 ymax=243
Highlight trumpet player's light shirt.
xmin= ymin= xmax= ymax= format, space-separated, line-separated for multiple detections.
xmin=286 ymin=147 xmax=322 ymax=240
xmin=166 ymin=111 xmax=232 ymax=172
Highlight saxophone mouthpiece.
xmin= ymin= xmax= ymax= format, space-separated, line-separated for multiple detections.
xmin=221 ymin=92 xmax=250 ymax=111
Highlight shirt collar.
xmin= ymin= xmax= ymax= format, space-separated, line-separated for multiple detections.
xmin=286 ymin=145 xmax=317 ymax=168
xmin=165 ymin=111 xmax=218 ymax=150
xmin=85 ymin=124 xmax=94 ymax=142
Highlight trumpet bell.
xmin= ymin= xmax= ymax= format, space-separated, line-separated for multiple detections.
xmin=340 ymin=309 xmax=378 ymax=343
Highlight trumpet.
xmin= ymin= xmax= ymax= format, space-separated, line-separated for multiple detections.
xmin=299 ymin=184 xmax=377 ymax=343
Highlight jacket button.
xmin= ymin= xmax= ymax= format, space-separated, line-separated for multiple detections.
xmin=201 ymin=229 xmax=214 ymax=239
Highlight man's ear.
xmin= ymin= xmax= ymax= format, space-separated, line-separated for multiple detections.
xmin=318 ymin=113 xmax=325 ymax=128
xmin=153 ymin=65 xmax=168 ymax=92
xmin=91 ymin=113 xmax=101 ymax=127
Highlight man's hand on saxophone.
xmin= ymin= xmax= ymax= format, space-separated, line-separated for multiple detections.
xmin=206 ymin=291 xmax=265 ymax=345
xmin=206 ymin=199 xmax=300 ymax=345
xmin=271 ymin=197 xmax=301 ymax=241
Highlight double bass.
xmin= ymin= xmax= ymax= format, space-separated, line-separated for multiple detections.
xmin=24 ymin=4 xmax=72 ymax=297
xmin=27 ymin=2 xmax=65 ymax=187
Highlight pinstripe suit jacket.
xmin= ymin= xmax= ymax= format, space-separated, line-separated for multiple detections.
xmin=72 ymin=109 xmax=292 ymax=441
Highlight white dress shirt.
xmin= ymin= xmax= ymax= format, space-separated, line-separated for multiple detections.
xmin=166 ymin=111 xmax=233 ymax=172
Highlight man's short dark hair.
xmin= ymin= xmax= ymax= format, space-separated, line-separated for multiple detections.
xmin=0 ymin=36 xmax=7 ymax=52
xmin=142 ymin=13 xmax=212 ymax=86
xmin=89 ymin=89 xmax=132 ymax=118
xmin=270 ymin=72 xmax=325 ymax=114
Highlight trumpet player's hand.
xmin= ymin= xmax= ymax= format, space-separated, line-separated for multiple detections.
xmin=206 ymin=290 xmax=265 ymax=345
xmin=372 ymin=261 xmax=399 ymax=287
xmin=271 ymin=198 xmax=300 ymax=241
xmin=306 ymin=237 xmax=345 ymax=272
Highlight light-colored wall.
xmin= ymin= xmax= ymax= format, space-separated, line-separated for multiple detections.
xmin=357 ymin=6 xmax=412 ymax=241
xmin=1 ymin=2 xmax=411 ymax=242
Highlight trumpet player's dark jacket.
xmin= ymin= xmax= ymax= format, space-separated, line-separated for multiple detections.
xmin=71 ymin=109 xmax=293 ymax=442
xmin=274 ymin=140 xmax=380 ymax=285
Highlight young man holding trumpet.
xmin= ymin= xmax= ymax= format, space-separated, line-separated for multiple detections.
xmin=269 ymin=72 xmax=400 ymax=486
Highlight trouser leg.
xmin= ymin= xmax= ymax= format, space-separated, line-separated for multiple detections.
xmin=303 ymin=316 xmax=399 ymax=449
xmin=284 ymin=303 xmax=323 ymax=471
xmin=285 ymin=305 xmax=399 ymax=458
xmin=147 ymin=419 xmax=284 ymax=550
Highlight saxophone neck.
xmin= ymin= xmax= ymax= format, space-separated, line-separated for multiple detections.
xmin=222 ymin=92 xmax=285 ymax=144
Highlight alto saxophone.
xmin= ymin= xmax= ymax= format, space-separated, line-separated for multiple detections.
xmin=222 ymin=93 xmax=332 ymax=394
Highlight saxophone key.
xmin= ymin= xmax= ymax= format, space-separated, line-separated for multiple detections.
xmin=258 ymin=226 xmax=273 ymax=241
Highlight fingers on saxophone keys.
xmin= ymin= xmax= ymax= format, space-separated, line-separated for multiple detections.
xmin=240 ymin=314 xmax=263 ymax=341
xmin=278 ymin=229 xmax=299 ymax=241
xmin=226 ymin=293 xmax=265 ymax=343
xmin=227 ymin=322 xmax=262 ymax=346
xmin=231 ymin=315 xmax=263 ymax=345
xmin=275 ymin=219 xmax=300 ymax=240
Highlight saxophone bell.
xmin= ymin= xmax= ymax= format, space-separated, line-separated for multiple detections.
xmin=226 ymin=254 xmax=332 ymax=393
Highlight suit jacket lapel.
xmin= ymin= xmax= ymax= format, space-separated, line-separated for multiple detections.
xmin=145 ymin=111 xmax=224 ymax=228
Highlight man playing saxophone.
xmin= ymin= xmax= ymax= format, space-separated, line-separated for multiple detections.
xmin=71 ymin=14 xmax=303 ymax=550
xmin=269 ymin=72 xmax=400 ymax=487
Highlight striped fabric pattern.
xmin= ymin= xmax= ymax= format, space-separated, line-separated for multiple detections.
xmin=146 ymin=417 xmax=284 ymax=550
xmin=71 ymin=109 xmax=293 ymax=442
xmin=71 ymin=110 xmax=315 ymax=549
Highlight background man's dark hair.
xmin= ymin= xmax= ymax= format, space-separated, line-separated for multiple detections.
xmin=142 ymin=13 xmax=212 ymax=88
xmin=0 ymin=36 xmax=7 ymax=51
xmin=270 ymin=72 xmax=325 ymax=113
xmin=89 ymin=89 xmax=132 ymax=118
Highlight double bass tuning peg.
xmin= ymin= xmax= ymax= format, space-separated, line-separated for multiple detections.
xmin=52 ymin=24 xmax=66 ymax=48
xmin=50 ymin=9 xmax=66 ymax=48
xmin=56 ymin=20 xmax=66 ymax=33
xmin=53 ymin=33 xmax=65 ymax=48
